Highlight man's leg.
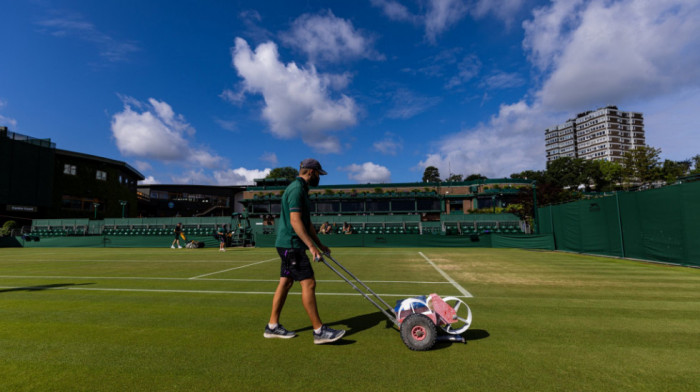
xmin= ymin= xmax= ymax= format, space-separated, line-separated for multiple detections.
xmin=300 ymin=278 xmax=322 ymax=330
xmin=301 ymin=277 xmax=345 ymax=344
xmin=269 ymin=277 xmax=293 ymax=325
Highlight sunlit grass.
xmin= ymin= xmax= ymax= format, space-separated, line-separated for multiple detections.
xmin=1 ymin=247 xmax=698 ymax=391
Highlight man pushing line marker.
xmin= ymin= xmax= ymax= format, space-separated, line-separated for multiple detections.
xmin=264 ymin=158 xmax=345 ymax=345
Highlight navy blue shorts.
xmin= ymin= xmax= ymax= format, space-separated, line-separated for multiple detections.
xmin=276 ymin=247 xmax=314 ymax=281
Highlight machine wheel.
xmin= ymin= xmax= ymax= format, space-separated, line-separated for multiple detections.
xmin=438 ymin=296 xmax=472 ymax=335
xmin=400 ymin=314 xmax=437 ymax=351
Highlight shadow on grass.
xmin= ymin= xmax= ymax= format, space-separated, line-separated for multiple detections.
xmin=0 ymin=283 xmax=94 ymax=293
xmin=432 ymin=328 xmax=491 ymax=350
xmin=294 ymin=311 xmax=491 ymax=348
xmin=465 ymin=329 xmax=490 ymax=341
xmin=295 ymin=310 xmax=392 ymax=345
xmin=297 ymin=310 xmax=390 ymax=336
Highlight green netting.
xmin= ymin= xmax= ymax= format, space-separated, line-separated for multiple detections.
xmin=538 ymin=181 xmax=700 ymax=267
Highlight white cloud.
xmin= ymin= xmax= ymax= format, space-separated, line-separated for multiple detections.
xmin=214 ymin=117 xmax=237 ymax=132
xmin=138 ymin=175 xmax=160 ymax=185
xmin=0 ymin=114 xmax=17 ymax=128
xmin=525 ymin=0 xmax=700 ymax=111
xmin=342 ymin=162 xmax=392 ymax=183
xmin=446 ymin=54 xmax=481 ymax=88
xmin=370 ymin=0 xmax=418 ymax=23
xmin=176 ymin=169 xmax=212 ymax=185
xmin=0 ymin=99 xmax=17 ymax=128
xmin=522 ymin=0 xmax=585 ymax=72
xmin=219 ymin=88 xmax=246 ymax=104
xmin=373 ymin=132 xmax=404 ymax=156
xmin=421 ymin=0 xmax=700 ymax=178
xmin=470 ymin=0 xmax=525 ymax=27
xmin=231 ymin=37 xmax=358 ymax=153
xmin=282 ymin=11 xmax=384 ymax=63
xmin=386 ymin=88 xmax=441 ymax=119
xmin=373 ymin=0 xmax=522 ymax=42
xmin=637 ymin=88 xmax=700 ymax=162
xmin=480 ymin=71 xmax=525 ymax=90
xmin=424 ymin=0 xmax=469 ymax=43
xmin=133 ymin=160 xmax=152 ymax=172
xmin=419 ymin=101 xmax=559 ymax=178
xmin=36 ymin=11 xmax=139 ymax=62
xmin=111 ymin=96 xmax=224 ymax=168
xmin=213 ymin=167 xmax=271 ymax=185
xmin=260 ymin=152 xmax=278 ymax=166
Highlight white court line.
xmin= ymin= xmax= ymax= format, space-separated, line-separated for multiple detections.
xmin=0 ymin=275 xmax=452 ymax=284
xmin=418 ymin=251 xmax=473 ymax=298
xmin=188 ymin=258 xmax=278 ymax=279
xmin=0 ymin=285 xmax=424 ymax=297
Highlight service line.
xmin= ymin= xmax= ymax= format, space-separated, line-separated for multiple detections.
xmin=418 ymin=251 xmax=473 ymax=298
xmin=188 ymin=258 xmax=278 ymax=279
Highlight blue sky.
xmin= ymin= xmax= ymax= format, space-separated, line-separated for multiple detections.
xmin=1 ymin=0 xmax=699 ymax=185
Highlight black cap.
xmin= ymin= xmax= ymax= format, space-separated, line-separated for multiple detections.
xmin=300 ymin=158 xmax=327 ymax=175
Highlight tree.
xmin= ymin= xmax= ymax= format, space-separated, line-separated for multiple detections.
xmin=691 ymin=154 xmax=700 ymax=174
xmin=622 ymin=146 xmax=662 ymax=186
xmin=546 ymin=157 xmax=587 ymax=188
xmin=597 ymin=160 xmax=624 ymax=191
xmin=422 ymin=166 xmax=441 ymax=183
xmin=445 ymin=174 xmax=463 ymax=182
xmin=510 ymin=170 xmax=546 ymax=183
xmin=465 ymin=173 xmax=487 ymax=181
xmin=0 ymin=220 xmax=16 ymax=237
xmin=581 ymin=160 xmax=605 ymax=191
xmin=266 ymin=167 xmax=298 ymax=182
xmin=661 ymin=159 xmax=691 ymax=183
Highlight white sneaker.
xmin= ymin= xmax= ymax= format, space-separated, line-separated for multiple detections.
xmin=171 ymin=245 xmax=175 ymax=249
xmin=178 ymin=245 xmax=182 ymax=249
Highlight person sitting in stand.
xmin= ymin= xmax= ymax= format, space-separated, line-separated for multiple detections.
xmin=319 ymin=222 xmax=332 ymax=234
xmin=342 ymin=222 xmax=353 ymax=235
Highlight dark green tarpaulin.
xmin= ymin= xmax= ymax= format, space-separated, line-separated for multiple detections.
xmin=538 ymin=181 xmax=700 ymax=267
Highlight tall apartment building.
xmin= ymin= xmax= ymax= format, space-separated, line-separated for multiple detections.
xmin=545 ymin=106 xmax=645 ymax=163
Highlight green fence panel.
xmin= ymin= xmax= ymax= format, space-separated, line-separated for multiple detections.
xmin=539 ymin=181 xmax=700 ymax=267
xmin=1 ymin=237 xmax=22 ymax=247
xmin=491 ymin=234 xmax=554 ymax=250
xmin=681 ymin=182 xmax=700 ymax=265
xmin=21 ymin=236 xmax=106 ymax=247
xmin=618 ymin=182 xmax=700 ymax=266
xmin=543 ymin=197 xmax=623 ymax=257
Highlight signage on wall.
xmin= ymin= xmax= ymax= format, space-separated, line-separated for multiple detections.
xmin=7 ymin=205 xmax=37 ymax=212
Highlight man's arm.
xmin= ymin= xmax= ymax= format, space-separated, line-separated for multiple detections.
xmin=290 ymin=212 xmax=329 ymax=260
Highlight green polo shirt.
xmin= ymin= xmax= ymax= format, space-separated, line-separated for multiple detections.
xmin=275 ymin=177 xmax=312 ymax=249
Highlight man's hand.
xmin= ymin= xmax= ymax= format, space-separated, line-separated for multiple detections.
xmin=310 ymin=246 xmax=323 ymax=262
xmin=318 ymin=244 xmax=330 ymax=255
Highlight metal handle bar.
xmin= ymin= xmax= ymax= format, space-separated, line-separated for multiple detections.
xmin=319 ymin=253 xmax=398 ymax=326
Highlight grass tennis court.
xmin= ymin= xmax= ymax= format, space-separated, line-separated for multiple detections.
xmin=1 ymin=247 xmax=699 ymax=391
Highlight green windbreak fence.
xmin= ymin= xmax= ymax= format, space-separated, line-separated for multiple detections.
xmin=538 ymin=181 xmax=700 ymax=267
